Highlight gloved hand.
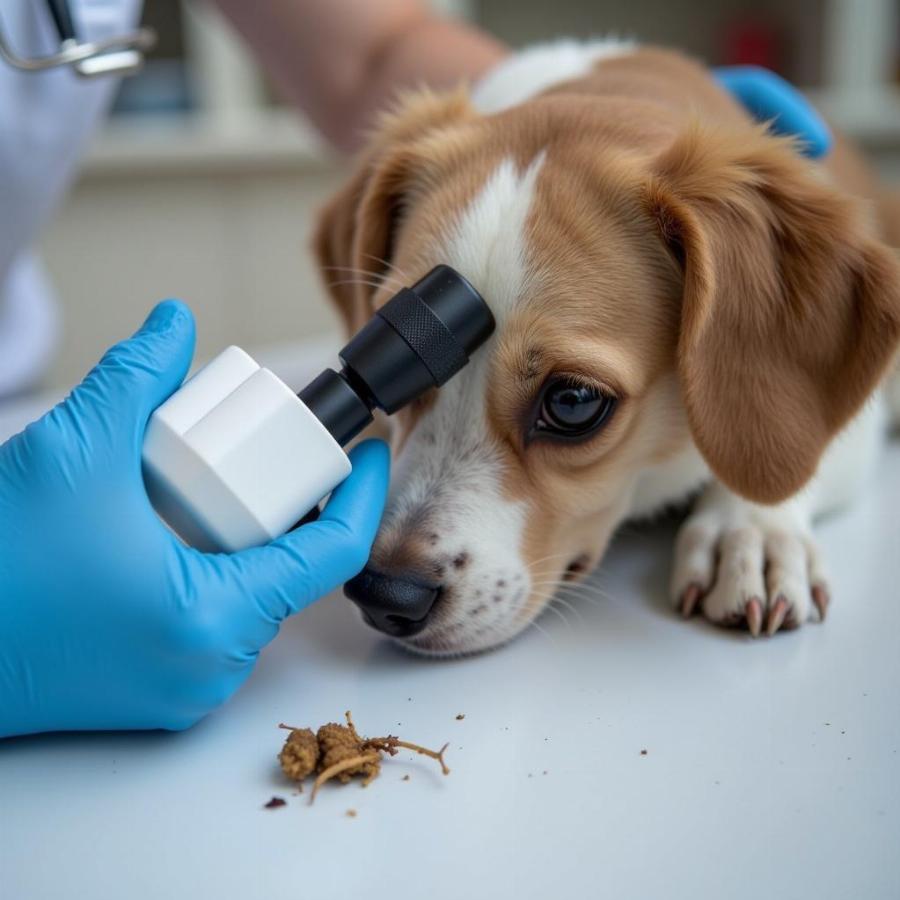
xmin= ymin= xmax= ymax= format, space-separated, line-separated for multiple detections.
xmin=0 ymin=301 xmax=390 ymax=738
xmin=714 ymin=65 xmax=832 ymax=158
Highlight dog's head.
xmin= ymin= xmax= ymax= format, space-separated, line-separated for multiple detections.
xmin=314 ymin=86 xmax=900 ymax=656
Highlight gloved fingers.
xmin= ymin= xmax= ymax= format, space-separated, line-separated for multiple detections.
xmin=220 ymin=439 xmax=390 ymax=632
xmin=66 ymin=301 xmax=196 ymax=441
xmin=714 ymin=65 xmax=833 ymax=159
xmin=158 ymin=660 xmax=257 ymax=732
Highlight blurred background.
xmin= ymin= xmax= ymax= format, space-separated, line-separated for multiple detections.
xmin=39 ymin=0 xmax=900 ymax=388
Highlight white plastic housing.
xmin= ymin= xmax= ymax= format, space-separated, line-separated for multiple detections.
xmin=142 ymin=346 xmax=352 ymax=552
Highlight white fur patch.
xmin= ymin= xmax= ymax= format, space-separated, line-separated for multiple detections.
xmin=471 ymin=38 xmax=636 ymax=115
xmin=442 ymin=153 xmax=545 ymax=328
xmin=670 ymin=480 xmax=824 ymax=628
xmin=629 ymin=444 xmax=709 ymax=518
xmin=382 ymin=157 xmax=548 ymax=653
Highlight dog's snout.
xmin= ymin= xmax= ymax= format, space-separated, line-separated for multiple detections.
xmin=344 ymin=567 xmax=440 ymax=637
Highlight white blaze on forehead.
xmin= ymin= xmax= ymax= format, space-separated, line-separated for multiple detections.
xmin=383 ymin=156 xmax=548 ymax=629
xmin=391 ymin=153 xmax=547 ymax=503
xmin=472 ymin=38 xmax=636 ymax=115
xmin=441 ymin=153 xmax=545 ymax=329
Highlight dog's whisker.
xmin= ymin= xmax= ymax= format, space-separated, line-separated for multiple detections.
xmin=320 ymin=265 xmax=385 ymax=275
xmin=360 ymin=251 xmax=410 ymax=282
xmin=529 ymin=568 xmax=577 ymax=580
xmin=526 ymin=617 xmax=558 ymax=648
xmin=528 ymin=553 xmax=571 ymax=567
xmin=576 ymin=581 xmax=615 ymax=596
xmin=558 ymin=578 xmax=614 ymax=596
xmin=558 ymin=584 xmax=616 ymax=605
xmin=527 ymin=551 xmax=579 ymax=570
xmin=560 ymin=587 xmax=617 ymax=610
xmin=529 ymin=580 xmax=564 ymax=592
xmin=527 ymin=581 xmax=565 ymax=592
xmin=540 ymin=601 xmax=572 ymax=629
xmin=321 ymin=265 xmax=404 ymax=286
xmin=525 ymin=569 xmax=577 ymax=585
xmin=327 ymin=278 xmax=395 ymax=292
xmin=524 ymin=560 xmax=574 ymax=578
xmin=525 ymin=579 xmax=616 ymax=610
xmin=520 ymin=583 xmax=561 ymax=616
xmin=560 ymin=591 xmax=605 ymax=609
xmin=526 ymin=581 xmax=565 ymax=597
xmin=326 ymin=275 xmax=382 ymax=283
xmin=551 ymin=594 xmax=586 ymax=625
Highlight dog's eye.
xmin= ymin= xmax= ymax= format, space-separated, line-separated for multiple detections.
xmin=534 ymin=378 xmax=616 ymax=439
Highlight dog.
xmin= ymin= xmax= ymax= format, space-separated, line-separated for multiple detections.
xmin=313 ymin=40 xmax=900 ymax=656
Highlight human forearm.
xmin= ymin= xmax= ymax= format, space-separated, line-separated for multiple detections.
xmin=341 ymin=14 xmax=506 ymax=148
xmin=210 ymin=0 xmax=506 ymax=152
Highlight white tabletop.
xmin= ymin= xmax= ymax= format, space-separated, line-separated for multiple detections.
xmin=2 ymin=351 xmax=899 ymax=900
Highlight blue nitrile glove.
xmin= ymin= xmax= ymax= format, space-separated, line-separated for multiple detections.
xmin=715 ymin=65 xmax=833 ymax=158
xmin=0 ymin=301 xmax=390 ymax=738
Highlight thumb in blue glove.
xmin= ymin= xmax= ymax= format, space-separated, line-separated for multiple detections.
xmin=0 ymin=301 xmax=390 ymax=738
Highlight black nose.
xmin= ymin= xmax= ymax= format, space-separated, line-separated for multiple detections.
xmin=343 ymin=567 xmax=440 ymax=637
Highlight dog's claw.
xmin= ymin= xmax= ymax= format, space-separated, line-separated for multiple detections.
xmin=745 ymin=598 xmax=763 ymax=637
xmin=766 ymin=596 xmax=788 ymax=636
xmin=680 ymin=584 xmax=702 ymax=618
xmin=812 ymin=585 xmax=830 ymax=622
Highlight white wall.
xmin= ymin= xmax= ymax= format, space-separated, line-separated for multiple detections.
xmin=39 ymin=159 xmax=349 ymax=388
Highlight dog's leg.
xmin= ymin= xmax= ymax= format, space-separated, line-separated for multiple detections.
xmin=670 ymin=482 xmax=825 ymax=634
xmin=670 ymin=397 xmax=885 ymax=635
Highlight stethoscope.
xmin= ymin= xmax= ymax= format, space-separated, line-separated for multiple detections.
xmin=0 ymin=0 xmax=156 ymax=78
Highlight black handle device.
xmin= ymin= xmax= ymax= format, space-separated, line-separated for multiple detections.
xmin=299 ymin=265 xmax=495 ymax=445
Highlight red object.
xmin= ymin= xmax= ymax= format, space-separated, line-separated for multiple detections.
xmin=721 ymin=16 xmax=782 ymax=74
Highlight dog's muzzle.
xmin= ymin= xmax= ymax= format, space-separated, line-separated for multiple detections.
xmin=344 ymin=567 xmax=440 ymax=637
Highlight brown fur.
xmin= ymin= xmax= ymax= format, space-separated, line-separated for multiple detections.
xmin=314 ymin=87 xmax=476 ymax=334
xmin=312 ymin=46 xmax=900 ymax=648
xmin=644 ymin=123 xmax=900 ymax=501
xmin=880 ymin=189 xmax=900 ymax=247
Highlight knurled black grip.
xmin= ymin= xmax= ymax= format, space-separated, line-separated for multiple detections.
xmin=377 ymin=288 xmax=468 ymax=386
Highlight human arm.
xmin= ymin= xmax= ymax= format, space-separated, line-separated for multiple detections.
xmin=0 ymin=301 xmax=389 ymax=737
xmin=209 ymin=0 xmax=507 ymax=152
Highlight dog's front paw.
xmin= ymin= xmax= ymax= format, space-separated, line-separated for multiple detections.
xmin=670 ymin=492 xmax=829 ymax=637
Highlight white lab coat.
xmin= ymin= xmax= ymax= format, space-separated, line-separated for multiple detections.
xmin=0 ymin=0 xmax=141 ymax=396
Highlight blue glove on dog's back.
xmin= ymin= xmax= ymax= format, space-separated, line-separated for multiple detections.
xmin=715 ymin=65 xmax=832 ymax=158
xmin=0 ymin=301 xmax=389 ymax=738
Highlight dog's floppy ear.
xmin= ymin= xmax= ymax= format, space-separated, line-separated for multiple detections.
xmin=644 ymin=125 xmax=900 ymax=504
xmin=313 ymin=88 xmax=474 ymax=334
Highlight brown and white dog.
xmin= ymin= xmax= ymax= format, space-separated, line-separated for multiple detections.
xmin=314 ymin=40 xmax=900 ymax=655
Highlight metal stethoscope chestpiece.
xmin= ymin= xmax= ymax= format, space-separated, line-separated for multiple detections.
xmin=0 ymin=0 xmax=156 ymax=78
